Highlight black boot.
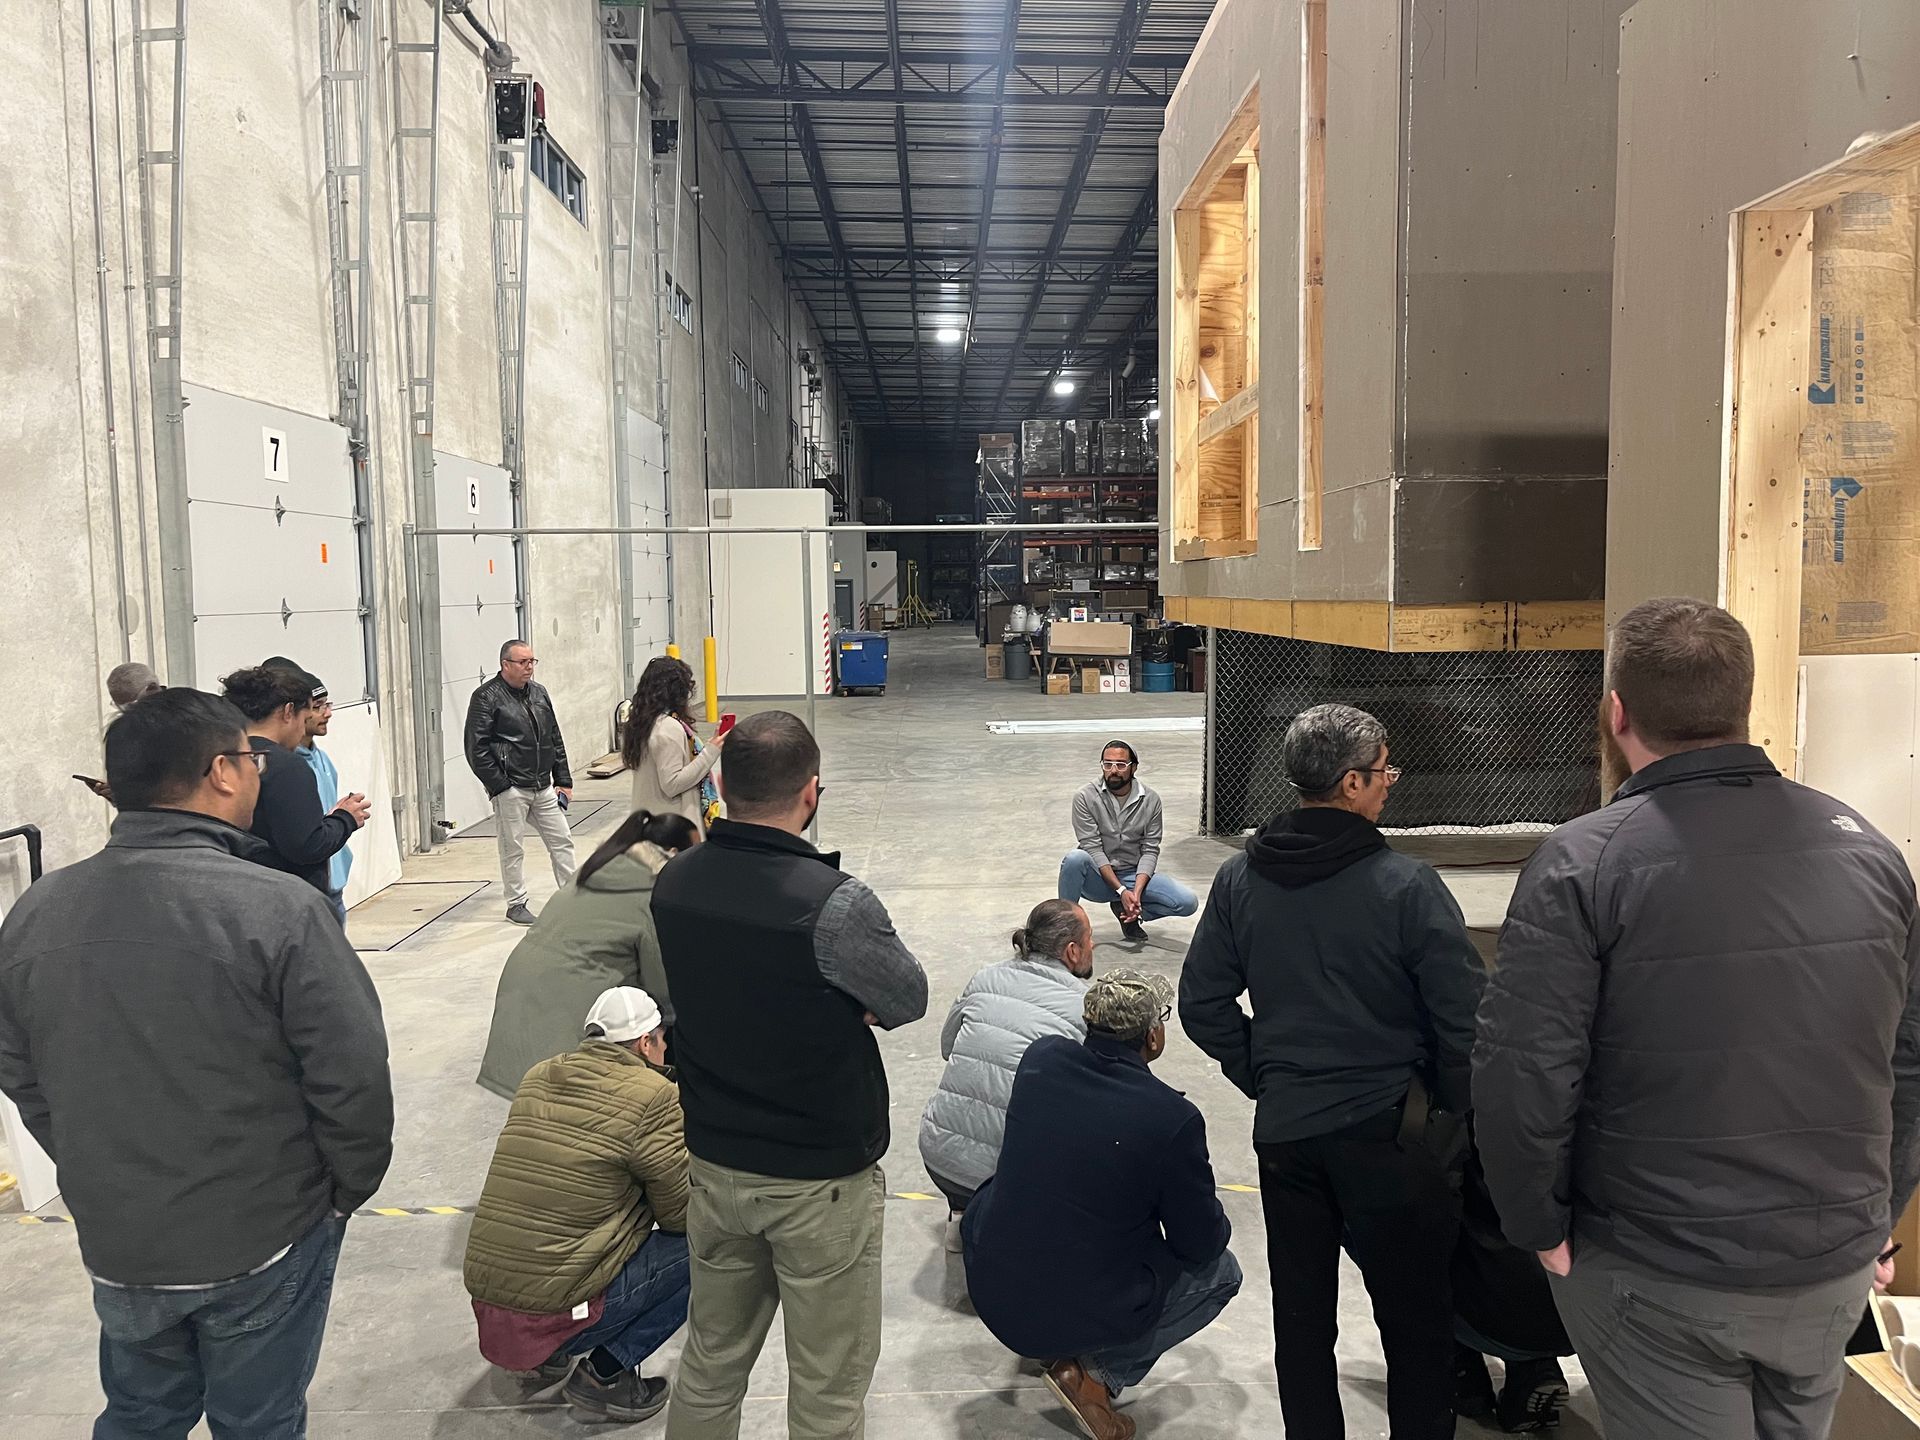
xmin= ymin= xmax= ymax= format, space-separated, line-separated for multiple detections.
xmin=1453 ymin=1344 xmax=1496 ymax=1421
xmin=1497 ymin=1355 xmax=1569 ymax=1433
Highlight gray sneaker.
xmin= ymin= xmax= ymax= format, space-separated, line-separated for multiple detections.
xmin=563 ymin=1369 xmax=669 ymax=1423
xmin=505 ymin=903 xmax=536 ymax=925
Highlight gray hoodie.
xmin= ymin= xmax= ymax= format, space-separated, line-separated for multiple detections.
xmin=0 ymin=810 xmax=393 ymax=1286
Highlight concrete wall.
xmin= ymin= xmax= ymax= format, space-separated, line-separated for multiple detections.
xmin=1608 ymin=1 xmax=1920 ymax=620
xmin=0 ymin=0 xmax=859 ymax=900
xmin=1161 ymin=0 xmax=1620 ymax=611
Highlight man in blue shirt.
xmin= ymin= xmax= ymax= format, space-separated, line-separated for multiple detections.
xmin=265 ymin=657 xmax=358 ymax=925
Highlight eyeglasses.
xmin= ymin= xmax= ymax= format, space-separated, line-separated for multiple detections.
xmin=1101 ymin=760 xmax=1136 ymax=770
xmin=505 ymin=656 xmax=539 ymax=667
xmin=204 ymin=749 xmax=268 ymax=777
xmin=1353 ymin=764 xmax=1404 ymax=786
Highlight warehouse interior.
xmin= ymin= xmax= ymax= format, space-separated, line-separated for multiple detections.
xmin=11 ymin=0 xmax=1920 ymax=1434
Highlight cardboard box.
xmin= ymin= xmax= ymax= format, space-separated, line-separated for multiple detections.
xmin=1098 ymin=675 xmax=1117 ymax=693
xmin=1116 ymin=546 xmax=1147 ymax=564
xmin=985 ymin=646 xmax=1005 ymax=679
xmin=1103 ymin=588 xmax=1152 ymax=611
xmin=1081 ymin=666 xmax=1103 ymax=693
xmin=1049 ymin=621 xmax=1133 ymax=657
xmin=1046 ymin=672 xmax=1070 ymax=696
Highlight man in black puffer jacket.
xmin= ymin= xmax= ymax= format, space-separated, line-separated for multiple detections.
xmin=1475 ymin=597 xmax=1920 ymax=1440
xmin=1181 ymin=702 xmax=1485 ymax=1440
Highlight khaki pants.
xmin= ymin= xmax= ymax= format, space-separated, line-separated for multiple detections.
xmin=665 ymin=1158 xmax=885 ymax=1440
xmin=492 ymin=785 xmax=575 ymax=908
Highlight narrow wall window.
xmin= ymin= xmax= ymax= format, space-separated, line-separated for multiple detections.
xmin=1170 ymin=87 xmax=1261 ymax=559
xmin=1297 ymin=0 xmax=1326 ymax=551
xmin=530 ymin=130 xmax=588 ymax=226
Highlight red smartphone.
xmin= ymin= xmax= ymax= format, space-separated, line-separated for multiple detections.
xmin=717 ymin=712 xmax=738 ymax=738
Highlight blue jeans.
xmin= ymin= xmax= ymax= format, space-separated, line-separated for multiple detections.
xmin=566 ymin=1231 xmax=692 ymax=1370
xmin=1082 ymin=1248 xmax=1244 ymax=1394
xmin=1058 ymin=851 xmax=1200 ymax=922
xmin=91 ymin=1214 xmax=346 ymax=1440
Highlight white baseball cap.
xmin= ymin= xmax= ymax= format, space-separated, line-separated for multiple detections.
xmin=584 ymin=986 xmax=663 ymax=1043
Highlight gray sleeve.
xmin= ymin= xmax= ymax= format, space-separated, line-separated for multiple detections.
xmin=275 ymin=898 xmax=396 ymax=1213
xmin=1891 ymin=900 xmax=1920 ymax=1217
xmin=813 ymin=877 xmax=929 ymax=1031
xmin=1136 ymin=791 xmax=1164 ymax=877
xmin=1072 ymin=789 xmax=1109 ymax=868
xmin=0 ymin=940 xmax=53 ymax=1161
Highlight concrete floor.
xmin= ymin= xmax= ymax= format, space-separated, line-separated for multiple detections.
xmin=0 ymin=625 xmax=1600 ymax=1437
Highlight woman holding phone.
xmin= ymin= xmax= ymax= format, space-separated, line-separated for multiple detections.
xmin=622 ymin=655 xmax=725 ymax=829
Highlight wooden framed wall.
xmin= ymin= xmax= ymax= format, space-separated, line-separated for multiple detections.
xmin=1724 ymin=122 xmax=1920 ymax=773
xmin=1172 ymin=87 xmax=1261 ymax=561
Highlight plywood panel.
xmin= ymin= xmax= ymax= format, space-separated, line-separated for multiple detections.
xmin=1199 ymin=426 xmax=1248 ymax=541
xmin=1197 ymin=335 xmax=1249 ymax=401
xmin=1723 ymin=210 xmax=1814 ymax=771
xmin=1295 ymin=600 xmax=1390 ymax=649
xmin=1298 ymin=0 xmax=1327 ymax=552
xmin=1172 ymin=210 xmax=1202 ymax=544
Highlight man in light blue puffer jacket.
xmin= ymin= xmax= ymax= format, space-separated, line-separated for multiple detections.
xmin=919 ymin=899 xmax=1093 ymax=1252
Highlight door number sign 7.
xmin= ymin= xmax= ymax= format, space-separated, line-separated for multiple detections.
xmin=262 ymin=427 xmax=289 ymax=484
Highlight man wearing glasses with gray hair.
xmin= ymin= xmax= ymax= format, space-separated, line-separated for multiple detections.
xmin=1179 ymin=702 xmax=1484 ymax=1440
xmin=466 ymin=638 xmax=577 ymax=925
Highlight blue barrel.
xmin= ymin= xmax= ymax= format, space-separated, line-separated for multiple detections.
xmin=1142 ymin=661 xmax=1177 ymax=693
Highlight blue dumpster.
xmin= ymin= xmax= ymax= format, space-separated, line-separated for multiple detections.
xmin=834 ymin=631 xmax=889 ymax=694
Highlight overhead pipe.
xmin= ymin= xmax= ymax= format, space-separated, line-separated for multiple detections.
xmin=442 ymin=0 xmax=512 ymax=69
xmin=107 ymin=0 xmax=158 ymax=664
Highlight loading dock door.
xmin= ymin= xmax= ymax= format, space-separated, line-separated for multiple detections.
xmin=433 ymin=453 xmax=520 ymax=833
xmin=626 ymin=409 xmax=672 ymax=682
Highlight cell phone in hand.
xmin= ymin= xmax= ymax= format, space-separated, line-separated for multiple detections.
xmin=717 ymin=712 xmax=738 ymax=738
xmin=555 ymin=789 xmax=570 ymax=811
xmin=73 ymin=774 xmax=106 ymax=790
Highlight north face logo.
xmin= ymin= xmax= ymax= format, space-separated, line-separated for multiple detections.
xmin=1833 ymin=815 xmax=1863 ymax=833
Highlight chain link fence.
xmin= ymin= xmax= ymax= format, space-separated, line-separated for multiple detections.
xmin=1209 ymin=629 xmax=1604 ymax=837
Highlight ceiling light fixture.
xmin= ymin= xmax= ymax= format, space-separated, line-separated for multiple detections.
xmin=1052 ymin=378 xmax=1076 ymax=396
xmin=934 ymin=326 xmax=962 ymax=344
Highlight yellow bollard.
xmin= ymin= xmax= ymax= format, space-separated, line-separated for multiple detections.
xmin=665 ymin=642 xmax=680 ymax=660
xmin=703 ymin=635 xmax=719 ymax=723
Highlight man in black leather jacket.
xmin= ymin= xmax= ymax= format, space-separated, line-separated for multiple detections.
xmin=465 ymin=638 xmax=576 ymax=924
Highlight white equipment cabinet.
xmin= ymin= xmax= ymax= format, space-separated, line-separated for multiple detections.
xmin=710 ymin=489 xmax=832 ymax=698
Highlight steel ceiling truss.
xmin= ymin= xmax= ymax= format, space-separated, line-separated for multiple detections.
xmin=652 ymin=0 xmax=1210 ymax=433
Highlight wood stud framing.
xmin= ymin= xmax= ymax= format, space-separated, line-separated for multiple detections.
xmin=1297 ymin=0 xmax=1326 ymax=551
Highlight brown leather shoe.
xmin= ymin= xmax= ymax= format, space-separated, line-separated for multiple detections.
xmin=1044 ymin=1359 xmax=1136 ymax=1440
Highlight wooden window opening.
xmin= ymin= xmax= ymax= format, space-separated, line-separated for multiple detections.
xmin=1172 ymin=87 xmax=1261 ymax=561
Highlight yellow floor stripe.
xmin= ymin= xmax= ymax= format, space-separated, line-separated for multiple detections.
xmin=894 ymin=1191 xmax=939 ymax=1201
xmin=424 ymin=1206 xmax=466 ymax=1214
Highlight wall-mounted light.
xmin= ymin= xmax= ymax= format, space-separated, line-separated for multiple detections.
xmin=1052 ymin=378 xmax=1076 ymax=396
xmin=1148 ymin=406 xmax=1161 ymax=420
xmin=934 ymin=326 xmax=962 ymax=344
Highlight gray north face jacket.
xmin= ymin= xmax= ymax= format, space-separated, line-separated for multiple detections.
xmin=919 ymin=955 xmax=1089 ymax=1191
xmin=1474 ymin=743 xmax=1920 ymax=1288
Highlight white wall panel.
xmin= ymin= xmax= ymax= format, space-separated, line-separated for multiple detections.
xmin=711 ymin=489 xmax=831 ymax=697
xmin=1801 ymin=653 xmax=1919 ymax=867
xmin=625 ymin=409 xmax=672 ymax=670
xmin=324 ymin=703 xmax=404 ymax=904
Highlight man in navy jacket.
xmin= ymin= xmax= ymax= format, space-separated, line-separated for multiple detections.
xmin=963 ymin=970 xmax=1241 ymax=1440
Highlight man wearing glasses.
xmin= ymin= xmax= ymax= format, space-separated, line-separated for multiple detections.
xmin=466 ymin=639 xmax=576 ymax=925
xmin=1178 ymin=703 xmax=1485 ymax=1440
xmin=0 ymin=688 xmax=392 ymax=1440
xmin=1059 ymin=740 xmax=1198 ymax=943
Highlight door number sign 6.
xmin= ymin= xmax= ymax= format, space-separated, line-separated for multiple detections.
xmin=262 ymin=427 xmax=288 ymax=483
xmin=466 ymin=478 xmax=481 ymax=515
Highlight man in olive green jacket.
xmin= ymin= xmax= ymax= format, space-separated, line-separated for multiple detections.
xmin=466 ymin=987 xmax=690 ymax=1424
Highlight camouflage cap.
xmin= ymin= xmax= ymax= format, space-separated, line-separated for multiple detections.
xmin=1083 ymin=968 xmax=1174 ymax=1040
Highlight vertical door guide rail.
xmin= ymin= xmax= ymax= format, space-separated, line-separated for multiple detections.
xmin=489 ymin=79 xmax=534 ymax=640
xmin=390 ymin=0 xmax=446 ymax=847
xmin=318 ymin=0 xmax=380 ymax=703
xmin=603 ymin=12 xmax=647 ymax=690
xmin=129 ymin=0 xmax=193 ymax=683
xmin=649 ymin=85 xmax=688 ymax=642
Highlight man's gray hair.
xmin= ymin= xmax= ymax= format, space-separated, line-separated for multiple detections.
xmin=1282 ymin=703 xmax=1388 ymax=799
xmin=499 ymin=638 xmax=530 ymax=664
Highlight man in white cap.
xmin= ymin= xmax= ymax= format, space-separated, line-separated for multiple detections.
xmin=464 ymin=986 xmax=691 ymax=1423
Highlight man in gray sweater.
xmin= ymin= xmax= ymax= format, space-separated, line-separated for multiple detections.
xmin=1059 ymin=740 xmax=1198 ymax=942
xmin=0 ymin=688 xmax=393 ymax=1439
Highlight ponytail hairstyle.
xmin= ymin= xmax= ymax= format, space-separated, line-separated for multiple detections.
xmin=577 ymin=808 xmax=701 ymax=888
xmin=1011 ymin=898 xmax=1086 ymax=962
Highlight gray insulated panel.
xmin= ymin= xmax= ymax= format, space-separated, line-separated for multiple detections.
xmin=433 ymin=452 xmax=518 ymax=833
xmin=625 ymin=408 xmax=671 ymax=663
xmin=181 ymin=384 xmax=367 ymax=701
xmin=1392 ymin=476 xmax=1607 ymax=604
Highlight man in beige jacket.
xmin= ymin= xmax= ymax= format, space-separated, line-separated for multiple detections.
xmin=465 ymin=986 xmax=690 ymax=1423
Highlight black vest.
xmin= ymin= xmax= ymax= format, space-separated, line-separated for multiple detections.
xmin=651 ymin=820 xmax=889 ymax=1179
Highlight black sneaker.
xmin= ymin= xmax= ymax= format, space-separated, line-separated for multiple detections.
xmin=563 ymin=1368 xmax=669 ymax=1423
xmin=1453 ymin=1345 xmax=1496 ymax=1422
xmin=1497 ymin=1356 xmax=1569 ymax=1433
xmin=508 ymin=1352 xmax=575 ymax=1393
xmin=506 ymin=903 xmax=536 ymax=926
